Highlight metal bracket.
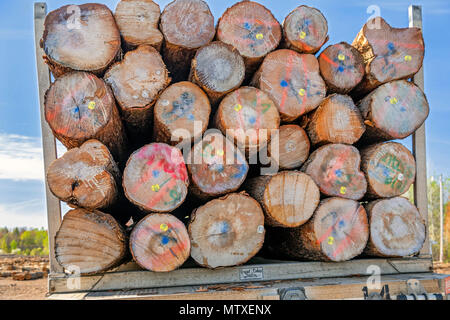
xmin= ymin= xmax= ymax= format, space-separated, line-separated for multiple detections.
xmin=406 ymin=279 xmax=427 ymax=295
xmin=362 ymin=285 xmax=391 ymax=300
xmin=279 ymin=287 xmax=307 ymax=300
xmin=396 ymin=279 xmax=444 ymax=300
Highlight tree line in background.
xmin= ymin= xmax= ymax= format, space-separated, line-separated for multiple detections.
xmin=0 ymin=227 xmax=49 ymax=257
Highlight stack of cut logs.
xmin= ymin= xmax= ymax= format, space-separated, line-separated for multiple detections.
xmin=42 ymin=0 xmax=428 ymax=274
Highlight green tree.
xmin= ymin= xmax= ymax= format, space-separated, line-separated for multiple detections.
xmin=10 ymin=239 xmax=17 ymax=250
xmin=1 ymin=236 xmax=10 ymax=253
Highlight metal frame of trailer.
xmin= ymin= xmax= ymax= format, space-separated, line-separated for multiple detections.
xmin=33 ymin=2 xmax=449 ymax=299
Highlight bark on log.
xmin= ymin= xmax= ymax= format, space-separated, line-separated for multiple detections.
xmin=114 ymin=0 xmax=163 ymax=51
xmin=55 ymin=208 xmax=128 ymax=274
xmin=214 ymin=86 xmax=280 ymax=156
xmin=217 ymin=0 xmax=282 ymax=81
xmin=189 ymin=192 xmax=265 ymax=269
xmin=364 ymin=197 xmax=426 ymax=257
xmin=160 ymin=0 xmax=215 ymax=82
xmin=351 ymin=17 xmax=425 ymax=98
xmin=187 ymin=130 xmax=249 ymax=200
xmin=129 ymin=213 xmax=190 ymax=272
xmin=123 ymin=143 xmax=189 ymax=213
xmin=44 ymin=72 xmax=127 ymax=162
xmin=360 ymin=142 xmax=416 ymax=199
xmin=267 ymin=124 xmax=310 ymax=170
xmin=47 ymin=139 xmax=120 ymax=210
xmin=245 ymin=171 xmax=320 ymax=228
xmin=251 ymin=50 xmax=326 ymax=122
xmin=153 ymin=81 xmax=211 ymax=145
xmin=302 ymin=144 xmax=367 ymax=200
xmin=104 ymin=45 xmax=170 ymax=144
xmin=282 ymin=5 xmax=328 ymax=54
xmin=265 ymin=197 xmax=369 ymax=262
xmin=41 ymin=4 xmax=121 ymax=78
xmin=357 ymin=80 xmax=429 ymax=143
xmin=318 ymin=42 xmax=365 ymax=94
xmin=189 ymin=41 xmax=245 ymax=108
xmin=302 ymin=94 xmax=365 ymax=146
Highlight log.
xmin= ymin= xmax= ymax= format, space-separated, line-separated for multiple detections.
xmin=153 ymin=81 xmax=211 ymax=145
xmin=267 ymin=124 xmax=310 ymax=170
xmin=44 ymin=72 xmax=127 ymax=162
xmin=189 ymin=41 xmax=245 ymax=107
xmin=245 ymin=171 xmax=320 ymax=228
xmin=357 ymin=80 xmax=429 ymax=143
xmin=364 ymin=197 xmax=426 ymax=257
xmin=282 ymin=5 xmax=328 ymax=54
xmin=123 ymin=143 xmax=189 ymax=213
xmin=214 ymin=86 xmax=280 ymax=156
xmin=216 ymin=0 xmax=282 ymax=81
xmin=47 ymin=139 xmax=120 ymax=210
xmin=189 ymin=192 xmax=265 ymax=269
xmin=302 ymin=144 xmax=367 ymax=200
xmin=352 ymin=17 xmax=425 ymax=97
xmin=41 ymin=4 xmax=121 ymax=78
xmin=360 ymin=142 xmax=416 ymax=198
xmin=302 ymin=94 xmax=365 ymax=146
xmin=187 ymin=130 xmax=249 ymax=200
xmin=114 ymin=0 xmax=163 ymax=51
xmin=104 ymin=45 xmax=170 ymax=144
xmin=251 ymin=50 xmax=327 ymax=122
xmin=265 ymin=197 xmax=369 ymax=262
xmin=160 ymin=0 xmax=215 ymax=82
xmin=318 ymin=42 xmax=365 ymax=94
xmin=129 ymin=213 xmax=190 ymax=272
xmin=55 ymin=208 xmax=127 ymax=274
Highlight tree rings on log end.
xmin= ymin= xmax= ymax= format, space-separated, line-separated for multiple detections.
xmin=302 ymin=144 xmax=367 ymax=200
xmin=130 ymin=213 xmax=190 ymax=272
xmin=153 ymin=81 xmax=211 ymax=145
xmin=189 ymin=193 xmax=265 ymax=268
xmin=187 ymin=131 xmax=249 ymax=199
xmin=42 ymin=4 xmax=121 ymax=77
xmin=123 ymin=143 xmax=189 ymax=213
xmin=318 ymin=42 xmax=365 ymax=94
xmin=251 ymin=50 xmax=326 ymax=121
xmin=55 ymin=208 xmax=127 ymax=274
xmin=283 ymin=5 xmax=328 ymax=54
xmin=365 ymin=197 xmax=426 ymax=257
xmin=361 ymin=142 xmax=416 ymax=198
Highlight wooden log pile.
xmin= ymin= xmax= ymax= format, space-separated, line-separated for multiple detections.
xmin=41 ymin=1 xmax=428 ymax=274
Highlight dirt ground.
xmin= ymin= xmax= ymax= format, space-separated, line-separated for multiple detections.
xmin=0 ymin=256 xmax=449 ymax=300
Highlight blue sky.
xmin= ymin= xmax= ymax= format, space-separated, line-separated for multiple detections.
xmin=0 ymin=0 xmax=449 ymax=228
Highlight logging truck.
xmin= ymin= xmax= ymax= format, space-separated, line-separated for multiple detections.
xmin=33 ymin=1 xmax=449 ymax=300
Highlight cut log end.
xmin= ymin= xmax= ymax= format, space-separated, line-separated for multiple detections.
xmin=153 ymin=81 xmax=211 ymax=145
xmin=42 ymin=4 xmax=121 ymax=77
xmin=114 ymin=0 xmax=163 ymax=50
xmin=365 ymin=197 xmax=426 ymax=257
xmin=187 ymin=131 xmax=249 ymax=199
xmin=47 ymin=139 xmax=119 ymax=210
xmin=246 ymin=171 xmax=320 ymax=228
xmin=189 ymin=193 xmax=265 ymax=269
xmin=318 ymin=42 xmax=365 ymax=93
xmin=217 ymin=1 xmax=282 ymax=77
xmin=283 ymin=5 xmax=328 ymax=54
xmin=104 ymin=45 xmax=170 ymax=141
xmin=190 ymin=41 xmax=245 ymax=106
xmin=251 ymin=50 xmax=326 ymax=121
xmin=302 ymin=144 xmax=367 ymax=200
xmin=44 ymin=71 xmax=127 ymax=161
xmin=361 ymin=142 xmax=416 ymax=198
xmin=130 ymin=213 xmax=190 ymax=272
xmin=215 ymin=86 xmax=280 ymax=155
xmin=55 ymin=208 xmax=127 ymax=274
xmin=358 ymin=80 xmax=429 ymax=142
xmin=123 ymin=143 xmax=189 ymax=213
xmin=305 ymin=94 xmax=366 ymax=146
xmin=352 ymin=17 xmax=424 ymax=96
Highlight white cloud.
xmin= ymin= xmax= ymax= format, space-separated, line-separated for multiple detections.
xmin=0 ymin=200 xmax=47 ymax=229
xmin=0 ymin=133 xmax=45 ymax=181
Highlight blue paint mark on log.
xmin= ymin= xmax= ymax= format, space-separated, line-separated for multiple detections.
xmin=280 ymin=80 xmax=288 ymax=87
xmin=161 ymin=235 xmax=169 ymax=245
xmin=220 ymin=221 xmax=229 ymax=234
